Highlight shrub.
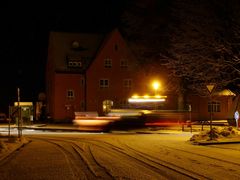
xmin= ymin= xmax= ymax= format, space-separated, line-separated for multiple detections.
xmin=190 ymin=126 xmax=239 ymax=142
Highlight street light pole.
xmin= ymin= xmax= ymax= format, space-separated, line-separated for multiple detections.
xmin=17 ymin=87 xmax=22 ymax=138
xmin=152 ymin=81 xmax=160 ymax=110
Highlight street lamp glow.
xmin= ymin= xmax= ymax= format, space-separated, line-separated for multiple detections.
xmin=152 ymin=81 xmax=160 ymax=90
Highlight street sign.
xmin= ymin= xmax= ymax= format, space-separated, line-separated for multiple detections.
xmin=234 ymin=111 xmax=239 ymax=128
xmin=206 ymin=84 xmax=215 ymax=94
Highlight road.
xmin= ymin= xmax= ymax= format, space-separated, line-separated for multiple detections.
xmin=1 ymin=130 xmax=240 ymax=179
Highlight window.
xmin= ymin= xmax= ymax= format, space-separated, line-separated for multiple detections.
xmin=123 ymin=79 xmax=132 ymax=89
xmin=208 ymin=101 xmax=220 ymax=112
xmin=67 ymin=90 xmax=74 ymax=99
xmin=120 ymin=59 xmax=128 ymax=68
xmin=68 ymin=61 xmax=82 ymax=68
xmin=66 ymin=56 xmax=82 ymax=68
xmin=104 ymin=58 xmax=112 ymax=68
xmin=99 ymin=79 xmax=109 ymax=88
xmin=120 ymin=99 xmax=129 ymax=108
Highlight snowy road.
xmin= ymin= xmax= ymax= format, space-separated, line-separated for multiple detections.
xmin=1 ymin=132 xmax=240 ymax=179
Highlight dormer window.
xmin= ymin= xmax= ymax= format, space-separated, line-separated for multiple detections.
xmin=66 ymin=56 xmax=82 ymax=68
xmin=104 ymin=58 xmax=112 ymax=68
xmin=68 ymin=61 xmax=82 ymax=68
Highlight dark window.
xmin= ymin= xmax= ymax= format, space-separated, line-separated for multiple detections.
xmin=208 ymin=101 xmax=220 ymax=112
xmin=104 ymin=58 xmax=112 ymax=68
xmin=67 ymin=90 xmax=74 ymax=99
xmin=123 ymin=79 xmax=132 ymax=89
xmin=99 ymin=79 xmax=109 ymax=88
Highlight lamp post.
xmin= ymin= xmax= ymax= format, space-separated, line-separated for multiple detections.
xmin=152 ymin=81 xmax=160 ymax=95
xmin=152 ymin=81 xmax=161 ymax=110
xmin=17 ymin=88 xmax=21 ymax=138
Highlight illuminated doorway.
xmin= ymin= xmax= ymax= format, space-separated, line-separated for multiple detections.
xmin=103 ymin=100 xmax=113 ymax=114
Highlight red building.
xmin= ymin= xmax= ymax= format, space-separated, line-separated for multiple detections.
xmin=46 ymin=29 xmax=238 ymax=123
xmin=46 ymin=29 xmax=144 ymax=121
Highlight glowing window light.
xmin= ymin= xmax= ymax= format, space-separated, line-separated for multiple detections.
xmin=143 ymin=95 xmax=149 ymax=98
xmin=128 ymin=98 xmax=166 ymax=103
xmin=132 ymin=94 xmax=139 ymax=98
xmin=128 ymin=96 xmax=166 ymax=103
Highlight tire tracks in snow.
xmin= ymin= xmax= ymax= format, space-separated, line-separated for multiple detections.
xmin=68 ymin=137 xmax=203 ymax=179
xmin=31 ymin=136 xmax=113 ymax=180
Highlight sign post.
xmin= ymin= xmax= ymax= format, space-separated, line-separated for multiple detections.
xmin=206 ymin=84 xmax=216 ymax=140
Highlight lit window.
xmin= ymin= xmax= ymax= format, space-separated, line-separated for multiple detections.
xmin=68 ymin=61 xmax=82 ymax=68
xmin=120 ymin=59 xmax=128 ymax=68
xmin=99 ymin=79 xmax=109 ymax=88
xmin=123 ymin=79 xmax=132 ymax=89
xmin=208 ymin=101 xmax=220 ymax=112
xmin=66 ymin=56 xmax=82 ymax=68
xmin=104 ymin=58 xmax=112 ymax=68
xmin=67 ymin=90 xmax=74 ymax=99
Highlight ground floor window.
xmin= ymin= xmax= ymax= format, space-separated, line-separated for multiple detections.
xmin=208 ymin=101 xmax=220 ymax=112
xmin=67 ymin=89 xmax=74 ymax=99
xmin=103 ymin=100 xmax=113 ymax=113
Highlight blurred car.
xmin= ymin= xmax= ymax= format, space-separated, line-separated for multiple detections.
xmin=0 ymin=113 xmax=7 ymax=123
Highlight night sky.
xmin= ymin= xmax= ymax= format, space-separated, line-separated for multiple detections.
xmin=0 ymin=1 xmax=127 ymax=112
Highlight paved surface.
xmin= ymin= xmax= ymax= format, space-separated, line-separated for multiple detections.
xmin=1 ymin=122 xmax=240 ymax=163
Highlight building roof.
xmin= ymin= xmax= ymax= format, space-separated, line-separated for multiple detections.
xmin=213 ymin=89 xmax=236 ymax=96
xmin=48 ymin=31 xmax=105 ymax=73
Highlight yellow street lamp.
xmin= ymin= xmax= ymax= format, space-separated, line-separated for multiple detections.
xmin=152 ymin=81 xmax=161 ymax=95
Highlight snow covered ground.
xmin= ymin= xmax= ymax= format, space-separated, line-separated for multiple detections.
xmin=1 ymin=127 xmax=240 ymax=179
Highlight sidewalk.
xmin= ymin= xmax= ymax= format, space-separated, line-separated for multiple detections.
xmin=0 ymin=122 xmax=235 ymax=133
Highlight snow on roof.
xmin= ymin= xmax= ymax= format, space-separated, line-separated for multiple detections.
xmin=213 ymin=89 xmax=236 ymax=96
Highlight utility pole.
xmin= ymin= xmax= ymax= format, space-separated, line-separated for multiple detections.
xmin=17 ymin=87 xmax=22 ymax=138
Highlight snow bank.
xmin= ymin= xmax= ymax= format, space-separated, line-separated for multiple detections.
xmin=190 ymin=126 xmax=240 ymax=143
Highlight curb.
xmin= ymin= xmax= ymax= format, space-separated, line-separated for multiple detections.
xmin=0 ymin=138 xmax=31 ymax=162
xmin=196 ymin=140 xmax=240 ymax=145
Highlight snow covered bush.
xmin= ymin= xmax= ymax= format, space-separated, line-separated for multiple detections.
xmin=190 ymin=126 xmax=239 ymax=142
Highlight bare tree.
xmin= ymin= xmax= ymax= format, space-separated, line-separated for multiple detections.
xmin=121 ymin=0 xmax=240 ymax=97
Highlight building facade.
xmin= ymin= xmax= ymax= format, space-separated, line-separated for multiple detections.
xmin=46 ymin=29 xmax=145 ymax=121
xmin=46 ymin=29 xmax=238 ymax=123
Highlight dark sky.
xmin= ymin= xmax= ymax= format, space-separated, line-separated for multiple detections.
xmin=0 ymin=1 xmax=127 ymax=112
